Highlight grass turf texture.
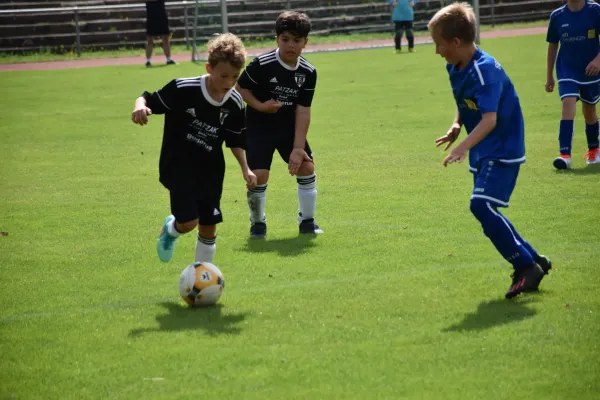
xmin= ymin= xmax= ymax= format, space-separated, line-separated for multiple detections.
xmin=1 ymin=34 xmax=599 ymax=399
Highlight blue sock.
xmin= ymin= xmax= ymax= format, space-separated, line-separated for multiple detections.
xmin=559 ymin=119 xmax=574 ymax=155
xmin=585 ymin=121 xmax=599 ymax=150
xmin=470 ymin=200 xmax=534 ymax=270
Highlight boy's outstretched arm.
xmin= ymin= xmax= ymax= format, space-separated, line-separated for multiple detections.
xmin=546 ymin=43 xmax=558 ymax=92
xmin=289 ymin=105 xmax=313 ymax=175
xmin=235 ymin=84 xmax=282 ymax=114
xmin=436 ymin=108 xmax=463 ymax=150
xmin=443 ymin=112 xmax=497 ymax=166
xmin=230 ymin=147 xmax=257 ymax=188
xmin=131 ymin=96 xmax=153 ymax=125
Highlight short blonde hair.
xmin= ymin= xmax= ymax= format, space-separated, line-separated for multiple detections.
xmin=427 ymin=2 xmax=477 ymax=44
xmin=207 ymin=33 xmax=247 ymax=69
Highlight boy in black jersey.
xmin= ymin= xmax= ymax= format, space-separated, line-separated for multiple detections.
xmin=237 ymin=12 xmax=323 ymax=239
xmin=131 ymin=33 xmax=257 ymax=264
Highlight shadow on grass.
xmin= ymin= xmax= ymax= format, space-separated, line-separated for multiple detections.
xmin=443 ymin=297 xmax=539 ymax=332
xmin=240 ymin=234 xmax=318 ymax=257
xmin=129 ymin=302 xmax=247 ymax=337
xmin=554 ymin=164 xmax=600 ymax=175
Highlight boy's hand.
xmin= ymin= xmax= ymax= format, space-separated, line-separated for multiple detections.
xmin=585 ymin=58 xmax=600 ymax=76
xmin=545 ymin=77 xmax=555 ymax=92
xmin=288 ymin=148 xmax=312 ymax=175
xmin=409 ymin=1 xmax=414 ymax=7
xmin=243 ymin=169 xmax=257 ymax=188
xmin=132 ymin=106 xmax=152 ymax=125
xmin=435 ymin=123 xmax=461 ymax=151
xmin=442 ymin=144 xmax=468 ymax=167
xmin=259 ymin=99 xmax=282 ymax=114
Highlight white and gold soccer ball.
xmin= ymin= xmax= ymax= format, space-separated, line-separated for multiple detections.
xmin=179 ymin=262 xmax=225 ymax=306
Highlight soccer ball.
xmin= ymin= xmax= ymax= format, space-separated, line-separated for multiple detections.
xmin=179 ymin=262 xmax=225 ymax=306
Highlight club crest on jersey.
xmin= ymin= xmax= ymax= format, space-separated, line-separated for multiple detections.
xmin=219 ymin=108 xmax=229 ymax=125
xmin=464 ymin=99 xmax=478 ymax=111
xmin=589 ymin=29 xmax=596 ymax=39
xmin=294 ymin=73 xmax=306 ymax=87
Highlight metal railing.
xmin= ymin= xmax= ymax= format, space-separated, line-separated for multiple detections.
xmin=0 ymin=0 xmax=550 ymax=55
xmin=0 ymin=0 xmax=238 ymax=56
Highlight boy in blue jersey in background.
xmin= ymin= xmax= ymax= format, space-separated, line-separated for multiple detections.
xmin=387 ymin=0 xmax=418 ymax=53
xmin=546 ymin=0 xmax=600 ymax=169
xmin=428 ymin=2 xmax=552 ymax=299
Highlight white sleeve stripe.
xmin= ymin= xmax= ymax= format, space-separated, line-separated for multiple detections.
xmin=259 ymin=59 xmax=277 ymax=65
xmin=244 ymin=70 xmax=258 ymax=84
xmin=231 ymin=96 xmax=243 ymax=110
xmin=225 ymin=128 xmax=242 ymax=134
xmin=473 ymin=62 xmax=485 ymax=86
xmin=299 ymin=60 xmax=315 ymax=71
xmin=176 ymin=83 xmax=202 ymax=88
xmin=258 ymin=51 xmax=276 ymax=60
xmin=303 ymin=88 xmax=315 ymax=91
xmin=155 ymin=91 xmax=171 ymax=110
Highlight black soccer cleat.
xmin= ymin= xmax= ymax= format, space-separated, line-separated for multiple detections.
xmin=250 ymin=222 xmax=266 ymax=239
xmin=536 ymin=254 xmax=552 ymax=275
xmin=299 ymin=218 xmax=324 ymax=235
xmin=166 ymin=59 xmax=177 ymax=65
xmin=505 ymin=264 xmax=544 ymax=299
xmin=145 ymin=61 xmax=152 ymax=68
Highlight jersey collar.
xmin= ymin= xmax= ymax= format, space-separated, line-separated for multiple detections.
xmin=200 ymin=75 xmax=232 ymax=106
xmin=275 ymin=48 xmax=300 ymax=71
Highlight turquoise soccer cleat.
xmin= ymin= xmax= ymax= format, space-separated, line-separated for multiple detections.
xmin=157 ymin=215 xmax=177 ymax=262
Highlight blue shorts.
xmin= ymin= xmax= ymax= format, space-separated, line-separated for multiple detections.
xmin=558 ymin=80 xmax=600 ymax=104
xmin=470 ymin=160 xmax=520 ymax=208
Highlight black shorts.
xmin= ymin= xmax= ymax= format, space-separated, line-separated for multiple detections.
xmin=169 ymin=190 xmax=223 ymax=226
xmin=146 ymin=3 xmax=170 ymax=36
xmin=246 ymin=130 xmax=313 ymax=171
xmin=394 ymin=21 xmax=413 ymax=31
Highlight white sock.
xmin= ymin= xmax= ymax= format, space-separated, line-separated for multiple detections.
xmin=297 ymin=174 xmax=317 ymax=222
xmin=166 ymin=218 xmax=181 ymax=238
xmin=195 ymin=234 xmax=216 ymax=263
xmin=166 ymin=56 xmax=173 ymax=62
xmin=247 ymin=184 xmax=267 ymax=224
xmin=146 ymin=58 xmax=151 ymax=63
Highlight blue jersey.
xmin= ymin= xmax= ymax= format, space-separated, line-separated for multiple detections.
xmin=447 ymin=48 xmax=525 ymax=170
xmin=546 ymin=1 xmax=600 ymax=83
xmin=386 ymin=0 xmax=417 ymax=22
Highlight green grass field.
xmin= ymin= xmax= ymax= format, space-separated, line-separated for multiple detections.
xmin=1 ymin=34 xmax=599 ymax=399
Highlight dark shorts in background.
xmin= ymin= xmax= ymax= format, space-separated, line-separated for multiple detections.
xmin=146 ymin=2 xmax=170 ymax=36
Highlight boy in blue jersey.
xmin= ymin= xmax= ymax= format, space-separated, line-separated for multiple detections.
xmin=387 ymin=0 xmax=418 ymax=53
xmin=428 ymin=2 xmax=552 ymax=299
xmin=546 ymin=0 xmax=600 ymax=169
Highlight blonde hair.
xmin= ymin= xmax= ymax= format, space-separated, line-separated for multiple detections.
xmin=207 ymin=33 xmax=247 ymax=69
xmin=427 ymin=2 xmax=477 ymax=44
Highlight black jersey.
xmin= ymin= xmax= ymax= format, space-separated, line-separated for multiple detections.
xmin=143 ymin=75 xmax=245 ymax=193
xmin=237 ymin=49 xmax=317 ymax=134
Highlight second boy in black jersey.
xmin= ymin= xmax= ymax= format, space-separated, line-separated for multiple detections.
xmin=237 ymin=11 xmax=323 ymax=238
xmin=132 ymin=33 xmax=256 ymax=265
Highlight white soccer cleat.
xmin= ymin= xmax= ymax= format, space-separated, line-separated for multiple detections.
xmin=584 ymin=148 xmax=600 ymax=165
xmin=553 ymin=155 xmax=572 ymax=170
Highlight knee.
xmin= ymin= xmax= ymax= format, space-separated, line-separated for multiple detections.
xmin=198 ymin=224 xmax=216 ymax=238
xmin=582 ymin=103 xmax=598 ymax=124
xmin=296 ymin=161 xmax=314 ymax=176
xmin=469 ymin=199 xmax=492 ymax=222
xmin=561 ymin=98 xmax=577 ymax=120
xmin=253 ymin=169 xmax=269 ymax=185
xmin=177 ymin=219 xmax=198 ymax=233
xmin=406 ymin=29 xmax=414 ymax=37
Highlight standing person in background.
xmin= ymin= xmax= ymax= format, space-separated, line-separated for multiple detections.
xmin=387 ymin=0 xmax=418 ymax=53
xmin=145 ymin=0 xmax=177 ymax=67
